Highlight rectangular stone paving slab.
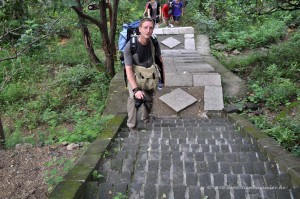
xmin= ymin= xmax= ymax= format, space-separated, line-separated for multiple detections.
xmin=175 ymin=63 xmax=215 ymax=73
xmin=185 ymin=34 xmax=194 ymax=38
xmin=173 ymin=57 xmax=203 ymax=62
xmin=185 ymin=38 xmax=195 ymax=50
xmin=165 ymin=74 xmax=193 ymax=87
xmin=204 ymin=86 xmax=224 ymax=110
xmin=159 ymin=88 xmax=197 ymax=112
xmin=193 ymin=73 xmax=221 ymax=86
xmin=162 ymin=49 xmax=200 ymax=55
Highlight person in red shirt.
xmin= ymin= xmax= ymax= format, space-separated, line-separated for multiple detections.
xmin=162 ymin=0 xmax=173 ymax=27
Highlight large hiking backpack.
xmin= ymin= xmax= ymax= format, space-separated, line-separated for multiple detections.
xmin=118 ymin=20 xmax=164 ymax=87
xmin=118 ymin=20 xmax=141 ymax=53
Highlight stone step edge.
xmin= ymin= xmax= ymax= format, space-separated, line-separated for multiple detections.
xmin=227 ymin=113 xmax=300 ymax=188
xmin=47 ymin=114 xmax=127 ymax=199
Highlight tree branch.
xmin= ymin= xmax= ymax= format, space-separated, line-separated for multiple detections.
xmin=239 ymin=0 xmax=300 ymax=15
xmin=71 ymin=6 xmax=101 ymax=28
xmin=0 ymin=18 xmax=61 ymax=63
xmin=0 ymin=26 xmax=25 ymax=41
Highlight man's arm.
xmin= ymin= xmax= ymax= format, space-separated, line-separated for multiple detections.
xmin=125 ymin=65 xmax=145 ymax=99
xmin=159 ymin=4 xmax=162 ymax=19
xmin=147 ymin=4 xmax=151 ymax=18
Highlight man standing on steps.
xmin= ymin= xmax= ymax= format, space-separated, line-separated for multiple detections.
xmin=124 ymin=18 xmax=164 ymax=132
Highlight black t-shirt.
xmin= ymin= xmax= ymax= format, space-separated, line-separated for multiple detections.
xmin=147 ymin=1 xmax=161 ymax=17
xmin=124 ymin=37 xmax=161 ymax=68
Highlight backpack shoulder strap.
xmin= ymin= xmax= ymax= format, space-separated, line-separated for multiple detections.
xmin=130 ymin=35 xmax=138 ymax=55
xmin=150 ymin=35 xmax=158 ymax=54
xmin=130 ymin=35 xmax=158 ymax=55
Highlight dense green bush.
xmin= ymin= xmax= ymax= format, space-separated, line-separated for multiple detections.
xmin=211 ymin=9 xmax=300 ymax=156
xmin=215 ymin=18 xmax=286 ymax=50
xmin=0 ymin=82 xmax=29 ymax=105
xmin=1 ymin=25 xmax=111 ymax=148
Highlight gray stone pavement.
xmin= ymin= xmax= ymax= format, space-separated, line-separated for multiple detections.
xmin=85 ymin=119 xmax=299 ymax=199
xmin=82 ymin=27 xmax=300 ymax=199
xmin=155 ymin=27 xmax=224 ymax=112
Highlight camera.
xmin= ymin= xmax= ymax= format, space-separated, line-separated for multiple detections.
xmin=134 ymin=93 xmax=151 ymax=108
xmin=134 ymin=97 xmax=146 ymax=108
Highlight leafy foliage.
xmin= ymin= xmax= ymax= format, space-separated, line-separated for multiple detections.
xmin=1 ymin=16 xmax=112 ymax=148
xmin=200 ymin=0 xmax=300 ymax=156
xmin=214 ymin=18 xmax=286 ymax=50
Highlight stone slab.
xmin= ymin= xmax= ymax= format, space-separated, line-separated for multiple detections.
xmin=165 ymin=74 xmax=193 ymax=86
xmin=153 ymin=28 xmax=163 ymax=35
xmin=162 ymin=28 xmax=180 ymax=35
xmin=175 ymin=63 xmax=215 ymax=73
xmin=193 ymin=74 xmax=221 ymax=86
xmin=159 ymin=88 xmax=197 ymax=112
xmin=185 ymin=38 xmax=195 ymax=50
xmin=197 ymin=47 xmax=211 ymax=56
xmin=153 ymin=27 xmax=194 ymax=35
xmin=179 ymin=27 xmax=194 ymax=34
xmin=185 ymin=34 xmax=194 ymax=38
xmin=204 ymin=86 xmax=224 ymax=110
xmin=173 ymin=56 xmax=203 ymax=61
xmin=162 ymin=49 xmax=200 ymax=55
xmin=163 ymin=62 xmax=177 ymax=73
xmin=161 ymin=37 xmax=182 ymax=49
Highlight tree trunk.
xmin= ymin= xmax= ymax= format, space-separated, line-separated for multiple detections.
xmin=71 ymin=0 xmax=119 ymax=77
xmin=0 ymin=117 xmax=5 ymax=149
xmin=99 ymin=0 xmax=116 ymax=77
xmin=75 ymin=0 xmax=102 ymax=65
xmin=82 ymin=25 xmax=102 ymax=65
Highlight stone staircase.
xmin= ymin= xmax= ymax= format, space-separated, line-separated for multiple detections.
xmin=157 ymin=27 xmax=224 ymax=113
xmin=48 ymin=27 xmax=300 ymax=199
xmin=82 ymin=118 xmax=299 ymax=199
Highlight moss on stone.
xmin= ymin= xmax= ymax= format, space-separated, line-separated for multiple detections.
xmin=243 ymin=126 xmax=268 ymax=139
xmin=48 ymin=181 xmax=84 ymax=199
xmin=98 ymin=114 xmax=126 ymax=139
xmin=275 ymin=101 xmax=300 ymax=121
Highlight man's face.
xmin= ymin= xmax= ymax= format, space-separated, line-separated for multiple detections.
xmin=139 ymin=21 xmax=154 ymax=39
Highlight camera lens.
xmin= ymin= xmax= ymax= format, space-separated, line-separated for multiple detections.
xmin=134 ymin=98 xmax=144 ymax=108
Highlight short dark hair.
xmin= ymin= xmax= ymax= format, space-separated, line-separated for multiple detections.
xmin=139 ymin=18 xmax=154 ymax=27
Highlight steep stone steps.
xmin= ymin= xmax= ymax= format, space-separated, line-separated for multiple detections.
xmin=82 ymin=118 xmax=299 ymax=199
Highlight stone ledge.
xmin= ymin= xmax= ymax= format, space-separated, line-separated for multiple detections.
xmin=48 ymin=114 xmax=126 ymax=199
xmin=48 ymin=181 xmax=84 ymax=199
xmin=227 ymin=113 xmax=300 ymax=188
xmin=257 ymin=137 xmax=290 ymax=159
xmin=227 ymin=113 xmax=268 ymax=139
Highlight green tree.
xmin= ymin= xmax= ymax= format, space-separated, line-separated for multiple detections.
xmin=238 ymin=0 xmax=300 ymax=15
xmin=68 ymin=0 xmax=120 ymax=77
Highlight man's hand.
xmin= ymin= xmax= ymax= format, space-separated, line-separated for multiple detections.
xmin=134 ymin=90 xmax=144 ymax=99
